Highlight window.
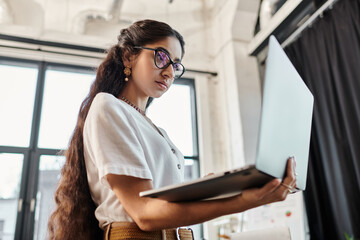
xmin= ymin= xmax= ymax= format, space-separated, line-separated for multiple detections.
xmin=0 ymin=57 xmax=200 ymax=240
xmin=0 ymin=63 xmax=38 ymax=147
xmin=35 ymin=66 xmax=95 ymax=240
xmin=38 ymin=69 xmax=94 ymax=149
xmin=33 ymin=155 xmax=65 ymax=240
xmin=0 ymin=153 xmax=24 ymax=240
xmin=0 ymin=219 xmax=4 ymax=240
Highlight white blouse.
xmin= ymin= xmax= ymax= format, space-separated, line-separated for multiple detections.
xmin=83 ymin=92 xmax=184 ymax=229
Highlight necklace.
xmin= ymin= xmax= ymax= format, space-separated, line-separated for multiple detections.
xmin=120 ymin=96 xmax=146 ymax=116
xmin=120 ymin=96 xmax=165 ymax=138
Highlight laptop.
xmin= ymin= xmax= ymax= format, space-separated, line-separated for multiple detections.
xmin=139 ymin=36 xmax=314 ymax=202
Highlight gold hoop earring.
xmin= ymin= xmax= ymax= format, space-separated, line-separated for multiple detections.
xmin=124 ymin=66 xmax=131 ymax=82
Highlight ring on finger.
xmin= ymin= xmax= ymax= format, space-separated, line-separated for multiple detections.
xmin=281 ymin=182 xmax=297 ymax=193
xmin=281 ymin=182 xmax=294 ymax=192
xmin=281 ymin=182 xmax=292 ymax=189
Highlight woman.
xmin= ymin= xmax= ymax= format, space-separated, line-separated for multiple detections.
xmin=48 ymin=19 xmax=297 ymax=240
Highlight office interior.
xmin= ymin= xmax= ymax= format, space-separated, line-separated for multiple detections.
xmin=0 ymin=0 xmax=359 ymax=239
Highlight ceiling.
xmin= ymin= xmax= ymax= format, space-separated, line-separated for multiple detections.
xmin=0 ymin=0 xmax=226 ymax=48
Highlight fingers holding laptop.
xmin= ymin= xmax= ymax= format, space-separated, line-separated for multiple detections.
xmin=280 ymin=156 xmax=297 ymax=194
xmin=240 ymin=157 xmax=297 ymax=208
xmin=272 ymin=156 xmax=297 ymax=203
xmin=264 ymin=156 xmax=297 ymax=202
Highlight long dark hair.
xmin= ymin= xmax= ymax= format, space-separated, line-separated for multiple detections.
xmin=47 ymin=19 xmax=185 ymax=239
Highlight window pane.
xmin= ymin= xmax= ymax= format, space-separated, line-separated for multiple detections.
xmin=38 ymin=69 xmax=95 ymax=149
xmin=0 ymin=64 xmax=38 ymax=147
xmin=147 ymin=84 xmax=194 ymax=156
xmin=33 ymin=155 xmax=65 ymax=240
xmin=0 ymin=153 xmax=24 ymax=240
xmin=184 ymin=159 xmax=200 ymax=182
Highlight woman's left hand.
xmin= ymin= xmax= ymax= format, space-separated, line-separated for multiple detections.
xmin=239 ymin=157 xmax=297 ymax=208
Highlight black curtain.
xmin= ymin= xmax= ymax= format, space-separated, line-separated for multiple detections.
xmin=284 ymin=0 xmax=360 ymax=239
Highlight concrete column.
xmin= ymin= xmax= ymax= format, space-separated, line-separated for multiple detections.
xmin=206 ymin=0 xmax=261 ymax=170
xmin=202 ymin=1 xmax=261 ymax=238
xmin=232 ymin=0 xmax=262 ymax=165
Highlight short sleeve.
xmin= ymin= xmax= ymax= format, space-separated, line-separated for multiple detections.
xmin=83 ymin=93 xmax=153 ymax=188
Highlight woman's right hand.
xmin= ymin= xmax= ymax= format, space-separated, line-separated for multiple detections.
xmin=238 ymin=157 xmax=297 ymax=209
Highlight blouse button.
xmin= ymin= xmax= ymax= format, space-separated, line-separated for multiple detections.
xmin=171 ymin=148 xmax=176 ymax=154
xmin=177 ymin=164 xmax=181 ymax=169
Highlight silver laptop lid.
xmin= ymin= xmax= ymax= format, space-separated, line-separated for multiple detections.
xmin=255 ymin=36 xmax=314 ymax=190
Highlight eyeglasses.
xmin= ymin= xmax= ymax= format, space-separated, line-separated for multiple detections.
xmin=134 ymin=46 xmax=185 ymax=79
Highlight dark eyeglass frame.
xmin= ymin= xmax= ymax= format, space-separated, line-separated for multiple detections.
xmin=134 ymin=46 xmax=185 ymax=79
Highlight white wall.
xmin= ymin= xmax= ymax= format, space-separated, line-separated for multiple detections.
xmin=188 ymin=0 xmax=262 ymax=176
xmin=188 ymin=0 xmax=262 ymax=175
xmin=195 ymin=1 xmax=262 ymax=239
